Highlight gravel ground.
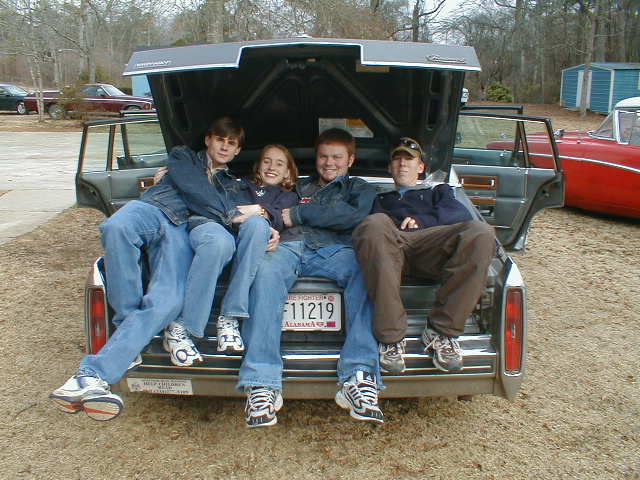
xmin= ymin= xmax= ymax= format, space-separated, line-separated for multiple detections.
xmin=1 ymin=107 xmax=638 ymax=479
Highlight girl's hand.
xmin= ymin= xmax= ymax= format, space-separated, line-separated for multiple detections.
xmin=266 ymin=228 xmax=280 ymax=251
xmin=237 ymin=204 xmax=263 ymax=216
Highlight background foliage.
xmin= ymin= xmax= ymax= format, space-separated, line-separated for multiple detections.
xmin=0 ymin=0 xmax=638 ymax=103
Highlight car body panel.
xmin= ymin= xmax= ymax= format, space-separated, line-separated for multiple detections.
xmin=454 ymin=113 xmax=564 ymax=250
xmin=0 ymin=83 xmax=28 ymax=112
xmin=24 ymin=83 xmax=154 ymax=117
xmin=485 ymin=98 xmax=640 ymax=218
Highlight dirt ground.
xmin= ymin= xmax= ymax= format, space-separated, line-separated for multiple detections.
xmin=1 ymin=106 xmax=638 ymax=479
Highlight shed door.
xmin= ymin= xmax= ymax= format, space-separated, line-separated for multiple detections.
xmin=577 ymin=70 xmax=592 ymax=109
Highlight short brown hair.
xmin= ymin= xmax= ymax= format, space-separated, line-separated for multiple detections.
xmin=205 ymin=116 xmax=245 ymax=147
xmin=252 ymin=144 xmax=299 ymax=191
xmin=315 ymin=128 xmax=355 ymax=157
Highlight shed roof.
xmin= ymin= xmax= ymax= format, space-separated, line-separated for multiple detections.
xmin=562 ymin=62 xmax=640 ymax=72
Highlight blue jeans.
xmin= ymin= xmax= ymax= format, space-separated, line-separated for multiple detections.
xmin=238 ymin=241 xmax=382 ymax=392
xmin=220 ymin=216 xmax=272 ymax=318
xmin=80 ymin=200 xmax=193 ymax=384
xmin=179 ymin=222 xmax=235 ymax=338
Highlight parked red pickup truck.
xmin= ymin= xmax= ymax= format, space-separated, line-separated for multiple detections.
xmin=24 ymin=83 xmax=154 ymax=119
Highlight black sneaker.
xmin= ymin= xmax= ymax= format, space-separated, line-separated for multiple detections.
xmin=244 ymin=386 xmax=283 ymax=428
xmin=422 ymin=326 xmax=463 ymax=372
xmin=335 ymin=371 xmax=384 ymax=423
xmin=379 ymin=340 xmax=406 ymax=373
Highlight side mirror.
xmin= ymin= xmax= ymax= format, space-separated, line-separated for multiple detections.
xmin=553 ymin=128 xmax=565 ymax=139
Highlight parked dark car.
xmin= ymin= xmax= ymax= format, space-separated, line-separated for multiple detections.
xmin=76 ymin=37 xmax=563 ymax=402
xmin=0 ymin=83 xmax=29 ymax=114
xmin=24 ymin=83 xmax=154 ymax=119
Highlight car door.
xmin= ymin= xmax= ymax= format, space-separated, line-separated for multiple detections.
xmin=452 ymin=112 xmax=564 ymax=251
xmin=76 ymin=116 xmax=168 ymax=216
xmin=0 ymin=87 xmax=11 ymax=110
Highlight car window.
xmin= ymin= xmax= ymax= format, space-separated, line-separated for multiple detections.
xmin=81 ymin=124 xmax=113 ymax=173
xmin=102 ymin=85 xmax=126 ymax=96
xmin=618 ymin=109 xmax=639 ymax=144
xmin=7 ymin=85 xmax=27 ymax=95
xmin=81 ymin=120 xmax=166 ymax=173
xmin=0 ymin=87 xmax=7 ymax=94
xmin=454 ymin=115 xmax=556 ymax=169
xmin=591 ymin=112 xmax=614 ymax=139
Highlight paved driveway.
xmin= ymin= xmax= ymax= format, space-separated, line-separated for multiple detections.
xmin=0 ymin=131 xmax=81 ymax=244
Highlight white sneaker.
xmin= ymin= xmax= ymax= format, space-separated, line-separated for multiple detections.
xmin=49 ymin=374 xmax=124 ymax=421
xmin=217 ymin=315 xmax=244 ymax=354
xmin=163 ymin=322 xmax=203 ymax=367
xmin=335 ymin=371 xmax=384 ymax=423
xmin=244 ymin=386 xmax=283 ymax=428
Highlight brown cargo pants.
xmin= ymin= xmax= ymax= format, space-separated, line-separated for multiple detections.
xmin=352 ymin=213 xmax=495 ymax=342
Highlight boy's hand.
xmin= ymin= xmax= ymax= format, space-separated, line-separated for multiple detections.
xmin=154 ymin=166 xmax=168 ymax=183
xmin=282 ymin=208 xmax=293 ymax=228
xmin=400 ymin=217 xmax=419 ymax=230
xmin=237 ymin=204 xmax=263 ymax=217
xmin=266 ymin=228 xmax=280 ymax=251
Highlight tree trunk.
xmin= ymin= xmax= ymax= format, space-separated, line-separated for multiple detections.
xmin=594 ymin=0 xmax=607 ymax=61
xmin=579 ymin=5 xmax=596 ymax=117
xmin=511 ymin=0 xmax=526 ymax=102
xmin=206 ymin=0 xmax=224 ymax=43
xmin=412 ymin=0 xmax=422 ymax=42
xmin=79 ymin=0 xmax=89 ymax=80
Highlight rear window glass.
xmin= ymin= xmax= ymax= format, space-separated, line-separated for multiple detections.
xmin=319 ymin=118 xmax=373 ymax=138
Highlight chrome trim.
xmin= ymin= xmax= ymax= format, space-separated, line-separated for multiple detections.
xmin=558 ymin=154 xmax=640 ymax=174
xmin=125 ymin=40 xmax=481 ymax=76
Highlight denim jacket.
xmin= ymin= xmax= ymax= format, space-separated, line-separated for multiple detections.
xmin=289 ymin=174 xmax=377 ymax=249
xmin=165 ymin=146 xmax=249 ymax=229
xmin=139 ymin=180 xmax=190 ymax=226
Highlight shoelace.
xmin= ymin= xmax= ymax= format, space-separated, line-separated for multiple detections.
xmin=382 ymin=341 xmax=405 ymax=359
xmin=170 ymin=323 xmax=190 ymax=341
xmin=437 ymin=336 xmax=461 ymax=358
xmin=351 ymin=378 xmax=379 ymax=408
xmin=247 ymin=387 xmax=276 ymax=413
xmin=218 ymin=317 xmax=238 ymax=332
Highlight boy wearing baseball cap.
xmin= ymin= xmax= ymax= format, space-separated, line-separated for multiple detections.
xmin=352 ymin=137 xmax=495 ymax=374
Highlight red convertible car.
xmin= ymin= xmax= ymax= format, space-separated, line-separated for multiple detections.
xmin=24 ymin=83 xmax=154 ymax=119
xmin=475 ymin=98 xmax=640 ymax=219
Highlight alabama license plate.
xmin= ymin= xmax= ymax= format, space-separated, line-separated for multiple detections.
xmin=127 ymin=378 xmax=193 ymax=395
xmin=282 ymin=293 xmax=342 ymax=331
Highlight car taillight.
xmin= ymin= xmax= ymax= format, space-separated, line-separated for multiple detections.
xmin=144 ymin=103 xmax=151 ymax=109
xmin=504 ymin=288 xmax=523 ymax=374
xmin=88 ymin=287 xmax=107 ymax=354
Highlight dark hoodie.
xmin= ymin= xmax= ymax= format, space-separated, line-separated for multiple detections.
xmin=372 ymin=183 xmax=472 ymax=230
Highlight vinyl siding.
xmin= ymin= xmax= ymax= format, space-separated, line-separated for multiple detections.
xmin=589 ymin=67 xmax=612 ymax=113
xmin=561 ymin=67 xmax=581 ymax=108
xmin=612 ymin=69 xmax=640 ymax=106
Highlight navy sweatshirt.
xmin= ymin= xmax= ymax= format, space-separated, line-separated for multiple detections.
xmin=372 ymin=183 xmax=472 ymax=230
xmin=242 ymin=179 xmax=299 ymax=232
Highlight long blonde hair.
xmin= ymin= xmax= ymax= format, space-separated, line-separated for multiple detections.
xmin=252 ymin=144 xmax=299 ymax=191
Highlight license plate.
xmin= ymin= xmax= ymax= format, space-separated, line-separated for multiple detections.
xmin=282 ymin=293 xmax=342 ymax=331
xmin=127 ymin=378 xmax=193 ymax=395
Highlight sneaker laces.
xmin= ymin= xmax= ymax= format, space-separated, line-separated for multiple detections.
xmin=349 ymin=373 xmax=379 ymax=408
xmin=436 ymin=335 xmax=462 ymax=359
xmin=218 ymin=316 xmax=239 ymax=333
xmin=169 ymin=322 xmax=190 ymax=341
xmin=381 ymin=340 xmax=405 ymax=360
xmin=246 ymin=387 xmax=277 ymax=414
